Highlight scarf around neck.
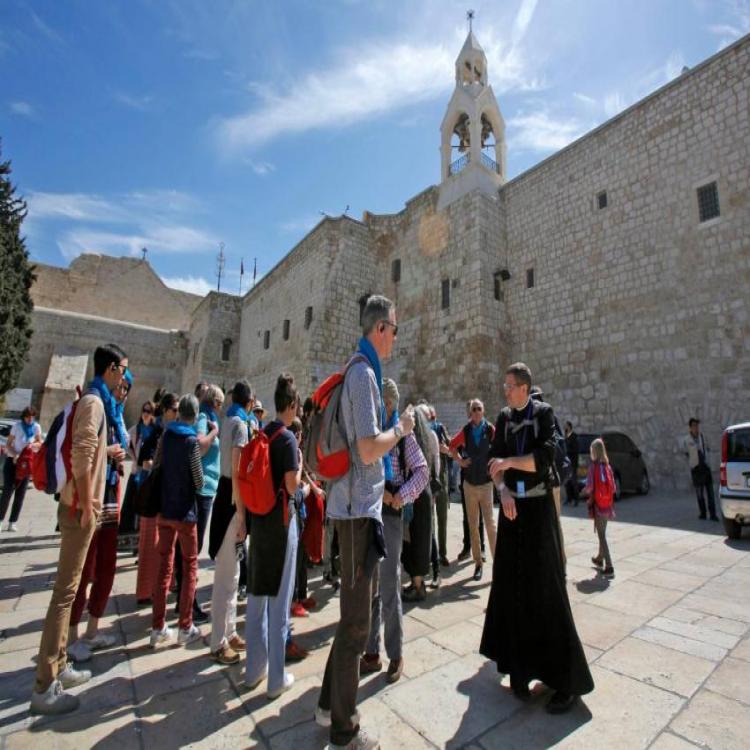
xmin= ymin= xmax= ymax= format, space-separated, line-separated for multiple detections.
xmin=356 ymin=337 xmax=389 ymax=477
xmin=165 ymin=420 xmax=197 ymax=437
xmin=226 ymin=403 xmax=248 ymax=423
xmin=88 ymin=376 xmax=118 ymax=430
xmin=20 ymin=419 xmax=36 ymax=440
xmin=471 ymin=419 xmax=487 ymax=446
xmin=200 ymin=402 xmax=218 ymax=424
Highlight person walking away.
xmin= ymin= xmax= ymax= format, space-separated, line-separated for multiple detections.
xmin=149 ymin=394 xmax=204 ymax=648
xmin=315 ymin=294 xmax=415 ymax=750
xmin=683 ymin=418 xmax=718 ymax=521
xmin=30 ymin=343 xmax=128 ymax=715
xmin=583 ymin=438 xmax=616 ymax=577
xmin=449 ymin=399 xmax=497 ymax=581
xmin=361 ymin=378 xmax=427 ymax=682
xmin=208 ymin=380 xmax=253 ymax=664
xmin=245 ymin=374 xmax=303 ymax=698
xmin=482 ymin=362 xmax=593 ymax=714
xmin=1 ymin=406 xmax=42 ymax=532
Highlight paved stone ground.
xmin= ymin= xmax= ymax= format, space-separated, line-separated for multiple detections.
xmin=1 ymin=478 xmax=749 ymax=749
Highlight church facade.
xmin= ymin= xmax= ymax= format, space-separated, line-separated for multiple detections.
xmin=19 ymin=32 xmax=750 ymax=488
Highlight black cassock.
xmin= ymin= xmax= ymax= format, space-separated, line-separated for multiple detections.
xmin=480 ymin=400 xmax=594 ymax=697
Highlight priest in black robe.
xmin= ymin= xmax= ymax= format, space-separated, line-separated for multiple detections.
xmin=480 ymin=362 xmax=594 ymax=713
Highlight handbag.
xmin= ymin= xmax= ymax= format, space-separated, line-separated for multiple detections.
xmin=134 ymin=466 xmax=162 ymax=518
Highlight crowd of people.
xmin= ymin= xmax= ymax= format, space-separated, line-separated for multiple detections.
xmin=26 ymin=295 xmax=626 ymax=750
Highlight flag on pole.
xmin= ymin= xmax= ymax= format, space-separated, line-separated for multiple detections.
xmin=239 ymin=258 xmax=245 ymax=295
xmin=253 ymin=257 xmax=257 ymax=287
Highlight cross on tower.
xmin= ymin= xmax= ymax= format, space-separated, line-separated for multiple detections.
xmin=141 ymin=246 xmax=148 ymax=262
xmin=467 ymin=9 xmax=474 ymax=32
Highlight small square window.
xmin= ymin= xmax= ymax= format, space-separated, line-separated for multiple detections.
xmin=597 ymin=191 xmax=608 ymax=210
xmin=304 ymin=306 xmax=313 ymax=330
xmin=526 ymin=268 xmax=534 ymax=289
xmin=283 ymin=320 xmax=290 ymax=341
xmin=441 ymin=278 xmax=450 ymax=310
xmin=263 ymin=330 xmax=270 ymax=350
xmin=697 ymin=182 xmax=720 ymax=222
xmin=391 ymin=259 xmax=401 ymax=283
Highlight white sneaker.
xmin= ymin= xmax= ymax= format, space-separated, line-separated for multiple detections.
xmin=67 ymin=640 xmax=92 ymax=663
xmin=58 ymin=663 xmax=92 ymax=689
xmin=267 ymin=672 xmax=294 ymax=699
xmin=149 ymin=625 xmax=174 ymax=648
xmin=9 ymin=522 xmax=18 ymax=532
xmin=30 ymin=680 xmax=80 ymax=715
xmin=81 ymin=633 xmax=116 ymax=651
xmin=177 ymin=624 xmax=202 ymax=646
xmin=315 ymin=707 xmax=360 ymax=728
xmin=329 ymin=730 xmax=380 ymax=750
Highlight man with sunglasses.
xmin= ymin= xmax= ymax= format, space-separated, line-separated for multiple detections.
xmin=448 ymin=399 xmax=497 ymax=581
xmin=480 ymin=362 xmax=593 ymax=714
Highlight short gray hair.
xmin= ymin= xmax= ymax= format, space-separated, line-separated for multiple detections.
xmin=361 ymin=294 xmax=394 ymax=335
xmin=178 ymin=394 xmax=199 ymax=422
xmin=383 ymin=377 xmax=400 ymax=408
xmin=203 ymin=384 xmax=224 ymax=407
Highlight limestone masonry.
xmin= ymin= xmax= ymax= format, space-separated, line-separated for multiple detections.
xmin=18 ymin=32 xmax=750 ymax=489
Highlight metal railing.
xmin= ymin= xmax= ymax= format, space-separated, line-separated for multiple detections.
xmin=449 ymin=153 xmax=470 ymax=175
xmin=481 ymin=152 xmax=500 ymax=174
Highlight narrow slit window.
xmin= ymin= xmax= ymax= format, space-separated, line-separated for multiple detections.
xmin=441 ymin=278 xmax=450 ymax=310
xmin=493 ymin=273 xmax=503 ymax=301
xmin=304 ymin=306 xmax=313 ymax=330
xmin=263 ymin=330 xmax=270 ymax=350
xmin=597 ymin=191 xmax=608 ymax=210
xmin=221 ymin=338 xmax=232 ymax=362
xmin=526 ymin=268 xmax=534 ymax=289
xmin=283 ymin=319 xmax=290 ymax=341
xmin=391 ymin=259 xmax=401 ymax=283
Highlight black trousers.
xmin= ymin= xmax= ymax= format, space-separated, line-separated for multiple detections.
xmin=692 ymin=467 xmax=717 ymax=518
xmin=0 ymin=460 xmax=29 ymax=523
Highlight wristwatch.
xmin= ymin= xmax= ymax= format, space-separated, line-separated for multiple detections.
xmin=393 ymin=422 xmax=404 ymax=439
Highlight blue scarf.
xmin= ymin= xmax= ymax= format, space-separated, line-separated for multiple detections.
xmin=88 ymin=376 xmax=118 ymax=433
xmin=137 ymin=420 xmax=154 ymax=444
xmin=383 ymin=409 xmax=399 ymax=481
xmin=471 ymin=419 xmax=487 ymax=446
xmin=165 ymin=421 xmax=197 ymax=437
xmin=226 ymin=403 xmax=248 ymax=423
xmin=21 ymin=419 xmax=36 ymax=440
xmin=200 ymin=402 xmax=218 ymax=424
xmin=114 ymin=400 xmax=129 ymax=448
xmin=356 ymin=337 xmax=388 ymax=477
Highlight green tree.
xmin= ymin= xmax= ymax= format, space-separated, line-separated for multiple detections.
xmin=0 ymin=148 xmax=35 ymax=396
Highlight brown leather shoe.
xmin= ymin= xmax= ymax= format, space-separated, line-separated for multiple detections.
xmin=386 ymin=657 xmax=403 ymax=684
xmin=359 ymin=653 xmax=382 ymax=675
xmin=228 ymin=634 xmax=246 ymax=652
xmin=211 ymin=645 xmax=240 ymax=665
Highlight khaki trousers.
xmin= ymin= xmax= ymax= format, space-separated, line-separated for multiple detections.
xmin=35 ymin=504 xmax=97 ymax=693
xmin=464 ymin=482 xmax=497 ymax=565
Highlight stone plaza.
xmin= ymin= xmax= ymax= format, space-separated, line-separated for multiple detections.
xmin=1 ymin=475 xmax=748 ymax=749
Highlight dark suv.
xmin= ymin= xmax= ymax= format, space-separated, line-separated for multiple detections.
xmin=577 ymin=431 xmax=650 ymax=500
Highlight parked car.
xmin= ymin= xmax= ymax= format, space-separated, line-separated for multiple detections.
xmin=577 ymin=431 xmax=650 ymax=500
xmin=0 ymin=418 xmax=17 ymax=491
xmin=719 ymin=422 xmax=750 ymax=540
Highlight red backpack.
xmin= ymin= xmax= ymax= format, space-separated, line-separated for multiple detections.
xmin=302 ymin=354 xmax=367 ymax=481
xmin=237 ymin=425 xmax=287 ymax=518
xmin=593 ymin=463 xmax=615 ymax=509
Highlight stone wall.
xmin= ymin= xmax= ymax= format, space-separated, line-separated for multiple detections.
xmin=31 ymin=255 xmax=201 ymax=331
xmin=499 ymin=36 xmax=750 ymax=488
xmin=19 ymin=307 xmax=189 ymax=427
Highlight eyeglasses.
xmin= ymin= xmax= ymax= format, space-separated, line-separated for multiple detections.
xmin=380 ymin=320 xmax=399 ymax=337
xmin=471 ymin=406 xmax=483 ymax=413
xmin=112 ymin=363 xmax=128 ymax=373
xmin=502 ymin=382 xmax=520 ymax=391
xmin=142 ymin=408 xmax=153 ymax=415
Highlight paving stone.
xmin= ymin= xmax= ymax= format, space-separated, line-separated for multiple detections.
xmin=649 ymin=731 xmax=703 ymax=749
xmin=730 ymin=636 xmax=750 ymax=662
xmin=428 ymin=619 xmax=483 ymax=656
xmin=670 ymin=689 xmax=750 ymax=750
xmin=679 ymin=592 xmax=750 ymax=623
xmin=633 ymin=626 xmax=727 ymax=662
xmin=570 ymin=602 xmax=643 ymax=651
xmin=634 ymin=568 xmax=707 ymax=593
xmin=400 ymin=636 xmax=460 ymax=679
xmin=587 ymin=580 xmax=684 ymax=619
xmin=704 ymin=657 xmax=750 ymax=706
xmin=596 ymin=636 xmax=715 ymax=697
xmin=647 ymin=616 xmax=741 ymax=649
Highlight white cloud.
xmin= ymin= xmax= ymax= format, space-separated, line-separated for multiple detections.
xmin=603 ymin=91 xmax=627 ymax=118
xmin=215 ymin=2 xmax=542 ymax=152
xmin=573 ymin=92 xmax=596 ymax=106
xmin=114 ymin=92 xmax=154 ymax=111
xmin=27 ymin=191 xmax=126 ymax=222
xmin=30 ymin=10 xmax=64 ymax=45
xmin=246 ymin=159 xmax=276 ymax=176
xmin=9 ymin=100 xmax=36 ymax=118
xmin=507 ymin=111 xmax=589 ymax=153
xmin=162 ymin=275 xmax=214 ymax=296
xmin=708 ymin=0 xmax=750 ymax=48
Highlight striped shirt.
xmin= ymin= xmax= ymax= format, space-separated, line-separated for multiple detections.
xmin=389 ymin=433 xmax=429 ymax=504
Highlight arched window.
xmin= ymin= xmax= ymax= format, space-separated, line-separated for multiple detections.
xmin=221 ymin=338 xmax=232 ymax=362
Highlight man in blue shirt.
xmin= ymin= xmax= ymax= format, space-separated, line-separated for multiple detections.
xmin=316 ymin=295 xmax=414 ymax=750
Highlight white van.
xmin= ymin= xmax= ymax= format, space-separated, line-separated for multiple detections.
xmin=719 ymin=422 xmax=750 ymax=539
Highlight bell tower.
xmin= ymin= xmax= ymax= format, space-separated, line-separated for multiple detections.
xmin=438 ymin=24 xmax=506 ymax=209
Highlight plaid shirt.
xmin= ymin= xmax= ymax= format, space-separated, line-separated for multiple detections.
xmin=389 ymin=433 xmax=429 ymax=504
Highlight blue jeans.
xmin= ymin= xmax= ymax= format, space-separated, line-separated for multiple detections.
xmin=245 ymin=507 xmax=298 ymax=693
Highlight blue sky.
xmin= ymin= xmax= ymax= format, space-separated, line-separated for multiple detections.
xmin=2 ymin=0 xmax=748 ymax=297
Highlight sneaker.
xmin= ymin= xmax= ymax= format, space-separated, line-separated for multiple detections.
xmin=386 ymin=657 xmax=403 ymax=684
xmin=290 ymin=601 xmax=310 ymax=618
xmin=267 ymin=672 xmax=294 ymax=699
xmin=228 ymin=633 xmax=246 ymax=652
xmin=149 ymin=625 xmax=174 ymax=648
xmin=286 ymin=640 xmax=309 ymax=662
xmin=472 ymin=565 xmax=483 ymax=582
xmin=359 ymin=653 xmax=382 ymax=675
xmin=67 ymin=640 xmax=92 ymax=663
xmin=30 ymin=680 xmax=80 ymax=715
xmin=211 ymin=645 xmax=240 ymax=665
xmin=546 ymin=691 xmax=577 ymax=714
xmin=177 ymin=624 xmax=202 ymax=646
xmin=192 ymin=607 xmax=210 ymax=625
xmin=237 ymin=585 xmax=247 ymax=602
xmin=330 ymin=729 xmax=380 ymax=749
xmin=457 ymin=548 xmax=471 ymax=562
xmin=80 ymin=632 xmax=116 ymax=651
xmin=602 ymin=567 xmax=615 ymax=578
xmin=8 ymin=522 xmax=18 ymax=532
xmin=430 ymin=573 xmax=441 ymax=589
xmin=301 ymin=596 xmax=317 ymax=610
xmin=58 ymin=663 xmax=92 ymax=689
